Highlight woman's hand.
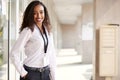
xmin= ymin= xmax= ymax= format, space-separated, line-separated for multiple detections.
xmin=23 ymin=73 xmax=28 ymax=79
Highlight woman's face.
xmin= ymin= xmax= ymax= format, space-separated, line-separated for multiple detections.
xmin=33 ymin=4 xmax=45 ymax=26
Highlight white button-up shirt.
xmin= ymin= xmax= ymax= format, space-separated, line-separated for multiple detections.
xmin=10 ymin=25 xmax=56 ymax=80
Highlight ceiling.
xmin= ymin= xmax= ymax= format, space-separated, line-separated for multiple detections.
xmin=53 ymin=0 xmax=93 ymax=24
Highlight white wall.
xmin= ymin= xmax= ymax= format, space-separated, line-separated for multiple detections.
xmin=81 ymin=3 xmax=94 ymax=63
xmin=61 ymin=24 xmax=77 ymax=48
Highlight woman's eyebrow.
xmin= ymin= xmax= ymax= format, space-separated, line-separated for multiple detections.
xmin=34 ymin=10 xmax=44 ymax=12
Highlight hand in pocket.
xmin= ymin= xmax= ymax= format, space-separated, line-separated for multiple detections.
xmin=20 ymin=74 xmax=29 ymax=80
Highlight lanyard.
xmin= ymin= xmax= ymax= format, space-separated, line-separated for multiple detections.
xmin=37 ymin=25 xmax=48 ymax=53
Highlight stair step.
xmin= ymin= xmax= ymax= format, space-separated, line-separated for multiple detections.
xmin=57 ymin=55 xmax=82 ymax=65
xmin=58 ymin=49 xmax=77 ymax=56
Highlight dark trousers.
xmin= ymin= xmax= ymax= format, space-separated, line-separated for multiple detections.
xmin=20 ymin=65 xmax=50 ymax=80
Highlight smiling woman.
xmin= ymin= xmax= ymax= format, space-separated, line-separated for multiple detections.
xmin=8 ymin=0 xmax=60 ymax=80
xmin=10 ymin=1 xmax=56 ymax=80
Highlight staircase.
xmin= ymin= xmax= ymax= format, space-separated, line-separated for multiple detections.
xmin=57 ymin=48 xmax=82 ymax=66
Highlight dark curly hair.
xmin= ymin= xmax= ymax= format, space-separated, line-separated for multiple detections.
xmin=20 ymin=0 xmax=51 ymax=34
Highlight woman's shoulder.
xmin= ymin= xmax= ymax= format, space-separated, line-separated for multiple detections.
xmin=23 ymin=27 xmax=31 ymax=31
xmin=20 ymin=27 xmax=32 ymax=34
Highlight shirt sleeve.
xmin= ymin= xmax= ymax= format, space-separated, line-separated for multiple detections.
xmin=10 ymin=28 xmax=32 ymax=77
xmin=49 ymin=33 xmax=57 ymax=80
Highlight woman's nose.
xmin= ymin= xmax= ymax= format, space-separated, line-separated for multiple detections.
xmin=37 ymin=13 xmax=41 ymax=18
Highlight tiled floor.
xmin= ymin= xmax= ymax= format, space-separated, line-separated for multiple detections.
xmin=56 ymin=64 xmax=93 ymax=80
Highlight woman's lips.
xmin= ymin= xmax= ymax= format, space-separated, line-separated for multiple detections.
xmin=36 ymin=18 xmax=42 ymax=22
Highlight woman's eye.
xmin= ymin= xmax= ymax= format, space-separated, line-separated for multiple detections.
xmin=34 ymin=12 xmax=37 ymax=15
xmin=40 ymin=11 xmax=43 ymax=14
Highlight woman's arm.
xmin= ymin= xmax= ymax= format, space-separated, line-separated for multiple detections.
xmin=10 ymin=28 xmax=32 ymax=77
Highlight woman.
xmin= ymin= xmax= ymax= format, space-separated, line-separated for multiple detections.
xmin=10 ymin=1 xmax=56 ymax=80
